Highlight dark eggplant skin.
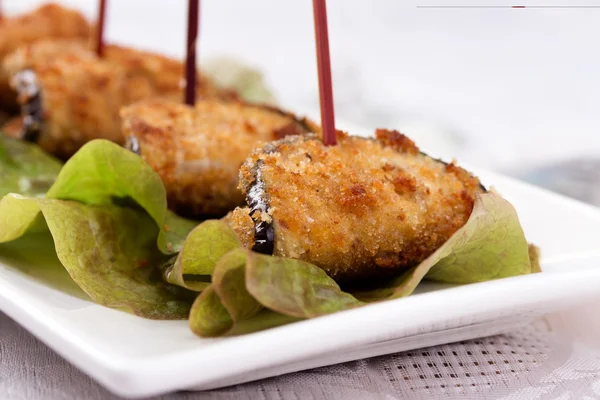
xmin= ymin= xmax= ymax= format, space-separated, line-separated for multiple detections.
xmin=244 ymin=135 xmax=314 ymax=255
xmin=247 ymin=160 xmax=275 ymax=254
xmin=12 ymin=70 xmax=44 ymax=143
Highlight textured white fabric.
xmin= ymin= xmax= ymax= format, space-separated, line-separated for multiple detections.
xmin=3 ymin=310 xmax=600 ymax=400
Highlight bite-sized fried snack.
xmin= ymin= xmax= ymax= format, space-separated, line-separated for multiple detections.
xmin=225 ymin=129 xmax=485 ymax=283
xmin=121 ymin=99 xmax=317 ymax=217
xmin=4 ymin=40 xmax=237 ymax=159
xmin=0 ymin=3 xmax=90 ymax=111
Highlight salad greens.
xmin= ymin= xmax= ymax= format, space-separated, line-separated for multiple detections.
xmin=0 ymin=135 xmax=63 ymax=199
xmin=164 ymin=220 xmax=241 ymax=291
xmin=4 ymin=197 xmax=192 ymax=318
xmin=45 ymin=139 xmax=195 ymax=254
xmin=0 ymin=139 xmax=197 ymax=318
xmin=0 ymin=136 xmax=540 ymax=335
xmin=188 ymin=193 xmax=540 ymax=336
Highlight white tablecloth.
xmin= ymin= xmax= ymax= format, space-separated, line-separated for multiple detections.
xmin=3 ymin=303 xmax=600 ymax=400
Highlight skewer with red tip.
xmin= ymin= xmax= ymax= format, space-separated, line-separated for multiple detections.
xmin=185 ymin=0 xmax=200 ymax=106
xmin=96 ymin=0 xmax=107 ymax=57
xmin=312 ymin=0 xmax=336 ymax=146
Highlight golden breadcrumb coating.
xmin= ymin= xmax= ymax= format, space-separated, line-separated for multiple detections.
xmin=0 ymin=3 xmax=90 ymax=111
xmin=223 ymin=207 xmax=255 ymax=247
xmin=227 ymin=129 xmax=484 ymax=283
xmin=4 ymin=40 xmax=237 ymax=159
xmin=121 ymin=99 xmax=316 ymax=217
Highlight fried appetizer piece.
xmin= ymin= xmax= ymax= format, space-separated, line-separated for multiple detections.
xmin=225 ymin=129 xmax=485 ymax=283
xmin=0 ymin=3 xmax=90 ymax=111
xmin=121 ymin=99 xmax=316 ymax=217
xmin=5 ymin=40 xmax=236 ymax=159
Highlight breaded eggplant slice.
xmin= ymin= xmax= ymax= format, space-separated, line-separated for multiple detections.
xmin=225 ymin=129 xmax=485 ymax=283
xmin=121 ymin=99 xmax=316 ymax=217
xmin=4 ymin=40 xmax=236 ymax=159
xmin=0 ymin=4 xmax=90 ymax=112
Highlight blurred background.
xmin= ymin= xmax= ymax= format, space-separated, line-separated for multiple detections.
xmin=5 ymin=0 xmax=600 ymax=203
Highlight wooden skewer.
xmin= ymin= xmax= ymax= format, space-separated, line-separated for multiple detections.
xmin=185 ymin=0 xmax=200 ymax=106
xmin=96 ymin=0 xmax=107 ymax=57
xmin=312 ymin=0 xmax=336 ymax=146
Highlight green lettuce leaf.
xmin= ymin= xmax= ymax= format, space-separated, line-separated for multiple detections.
xmin=45 ymin=139 xmax=194 ymax=254
xmin=0 ymin=230 xmax=90 ymax=301
xmin=0 ymin=139 xmax=198 ymax=318
xmin=189 ymin=192 xmax=538 ymax=336
xmin=246 ymin=252 xmax=363 ymax=318
xmin=0 ymin=194 xmax=46 ymax=242
xmin=189 ymin=286 xmax=234 ymax=337
xmin=0 ymin=194 xmax=193 ymax=318
xmin=163 ymin=211 xmax=199 ymax=254
xmin=189 ymin=249 xmax=261 ymax=337
xmin=1 ymin=139 xmax=197 ymax=253
xmin=165 ymin=220 xmax=241 ymax=291
xmin=189 ymin=249 xmax=302 ymax=337
xmin=424 ymin=192 xmax=533 ymax=282
xmin=213 ymin=250 xmax=262 ymax=320
xmin=0 ymin=134 xmax=63 ymax=198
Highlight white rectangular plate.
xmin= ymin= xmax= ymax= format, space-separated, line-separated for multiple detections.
xmin=2 ymin=169 xmax=600 ymax=399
